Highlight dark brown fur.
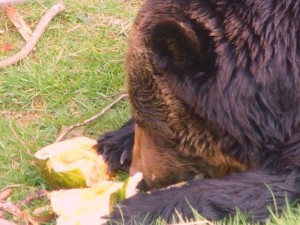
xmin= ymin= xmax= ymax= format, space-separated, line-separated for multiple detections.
xmin=97 ymin=0 xmax=300 ymax=224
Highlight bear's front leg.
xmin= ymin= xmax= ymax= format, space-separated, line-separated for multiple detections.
xmin=97 ymin=119 xmax=135 ymax=174
xmin=106 ymin=170 xmax=299 ymax=225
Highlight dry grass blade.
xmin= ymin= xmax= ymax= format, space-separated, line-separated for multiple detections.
xmin=0 ymin=185 xmax=22 ymax=193
xmin=4 ymin=112 xmax=34 ymax=157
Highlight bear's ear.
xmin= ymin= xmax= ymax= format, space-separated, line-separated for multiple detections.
xmin=150 ymin=18 xmax=213 ymax=74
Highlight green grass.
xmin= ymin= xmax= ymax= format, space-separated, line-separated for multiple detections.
xmin=0 ymin=0 xmax=138 ymax=222
xmin=0 ymin=0 xmax=300 ymax=224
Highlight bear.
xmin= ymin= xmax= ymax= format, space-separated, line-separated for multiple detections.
xmin=97 ymin=0 xmax=300 ymax=224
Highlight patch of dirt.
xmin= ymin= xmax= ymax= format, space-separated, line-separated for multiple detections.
xmin=2 ymin=110 xmax=42 ymax=126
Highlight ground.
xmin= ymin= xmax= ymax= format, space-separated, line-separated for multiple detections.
xmin=0 ymin=0 xmax=300 ymax=224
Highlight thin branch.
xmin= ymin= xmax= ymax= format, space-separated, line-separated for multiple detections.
xmin=0 ymin=188 xmax=12 ymax=201
xmin=0 ymin=1 xmax=66 ymax=68
xmin=0 ymin=187 xmax=14 ymax=219
xmin=55 ymin=93 xmax=128 ymax=142
xmin=4 ymin=4 xmax=32 ymax=41
xmin=0 ymin=202 xmax=22 ymax=218
xmin=0 ymin=201 xmax=39 ymax=225
xmin=17 ymin=190 xmax=48 ymax=208
xmin=0 ymin=189 xmax=48 ymax=225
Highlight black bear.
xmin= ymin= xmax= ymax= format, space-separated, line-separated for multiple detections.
xmin=97 ymin=0 xmax=300 ymax=224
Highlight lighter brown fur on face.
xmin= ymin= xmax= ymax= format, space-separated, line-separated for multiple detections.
xmin=130 ymin=124 xmax=183 ymax=188
xmin=130 ymin=124 xmax=249 ymax=189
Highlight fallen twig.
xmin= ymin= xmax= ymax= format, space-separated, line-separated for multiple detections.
xmin=4 ymin=5 xmax=32 ymax=41
xmin=0 ymin=187 xmax=14 ymax=218
xmin=0 ymin=188 xmax=12 ymax=201
xmin=0 ymin=189 xmax=48 ymax=225
xmin=55 ymin=93 xmax=128 ymax=142
xmin=17 ymin=190 xmax=48 ymax=208
xmin=0 ymin=1 xmax=66 ymax=68
xmin=0 ymin=201 xmax=39 ymax=225
xmin=0 ymin=200 xmax=21 ymax=218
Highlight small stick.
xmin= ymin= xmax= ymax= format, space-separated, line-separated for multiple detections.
xmin=0 ymin=202 xmax=39 ymax=225
xmin=0 ymin=201 xmax=24 ymax=219
xmin=0 ymin=187 xmax=12 ymax=218
xmin=4 ymin=5 xmax=32 ymax=41
xmin=0 ymin=1 xmax=66 ymax=68
xmin=55 ymin=93 xmax=128 ymax=142
xmin=0 ymin=189 xmax=47 ymax=225
xmin=17 ymin=190 xmax=48 ymax=207
xmin=0 ymin=188 xmax=12 ymax=201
